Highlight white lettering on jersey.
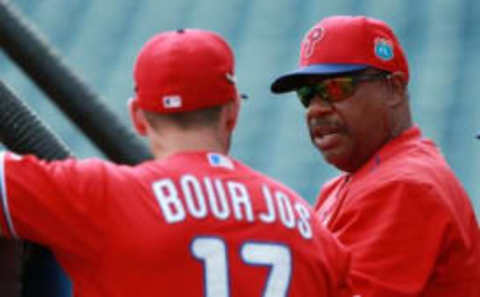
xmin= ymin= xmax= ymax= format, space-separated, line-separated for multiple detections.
xmin=295 ymin=203 xmax=312 ymax=239
xmin=204 ymin=177 xmax=230 ymax=220
xmin=152 ymin=179 xmax=186 ymax=223
xmin=260 ymin=185 xmax=312 ymax=239
xmin=227 ymin=181 xmax=254 ymax=222
xmin=259 ymin=185 xmax=275 ymax=223
xmin=275 ymin=191 xmax=295 ymax=229
xmin=181 ymin=175 xmax=207 ymax=219
xmin=151 ymin=175 xmax=313 ymax=240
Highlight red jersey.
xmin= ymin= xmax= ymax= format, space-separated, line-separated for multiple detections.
xmin=0 ymin=151 xmax=351 ymax=297
xmin=315 ymin=126 xmax=480 ymax=297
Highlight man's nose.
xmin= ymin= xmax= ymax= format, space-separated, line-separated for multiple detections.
xmin=306 ymin=95 xmax=334 ymax=117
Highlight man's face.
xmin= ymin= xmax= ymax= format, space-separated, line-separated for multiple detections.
xmin=302 ymin=71 xmax=392 ymax=172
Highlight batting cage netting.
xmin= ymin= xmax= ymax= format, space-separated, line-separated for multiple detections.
xmin=0 ymin=0 xmax=152 ymax=296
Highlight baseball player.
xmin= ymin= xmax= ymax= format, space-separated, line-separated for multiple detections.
xmin=270 ymin=16 xmax=480 ymax=297
xmin=0 ymin=29 xmax=353 ymax=297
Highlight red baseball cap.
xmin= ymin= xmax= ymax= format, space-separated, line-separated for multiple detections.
xmin=271 ymin=15 xmax=409 ymax=93
xmin=133 ymin=29 xmax=238 ymax=113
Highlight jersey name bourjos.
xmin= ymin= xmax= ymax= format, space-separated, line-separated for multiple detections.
xmin=152 ymin=173 xmax=312 ymax=240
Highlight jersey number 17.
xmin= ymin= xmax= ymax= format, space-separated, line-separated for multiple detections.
xmin=191 ymin=236 xmax=291 ymax=297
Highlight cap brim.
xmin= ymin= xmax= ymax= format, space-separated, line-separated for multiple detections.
xmin=271 ymin=64 xmax=369 ymax=93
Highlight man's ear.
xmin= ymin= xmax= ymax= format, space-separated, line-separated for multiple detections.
xmin=128 ymin=98 xmax=148 ymax=136
xmin=225 ymin=95 xmax=241 ymax=132
xmin=386 ymin=72 xmax=408 ymax=107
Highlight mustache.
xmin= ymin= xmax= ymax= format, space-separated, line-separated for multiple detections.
xmin=307 ymin=119 xmax=346 ymax=140
xmin=308 ymin=118 xmax=343 ymax=130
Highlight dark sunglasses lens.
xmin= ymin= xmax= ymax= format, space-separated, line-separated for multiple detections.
xmin=325 ymin=81 xmax=339 ymax=101
xmin=295 ymin=77 xmax=357 ymax=107
xmin=324 ymin=78 xmax=353 ymax=102
xmin=296 ymin=86 xmax=313 ymax=107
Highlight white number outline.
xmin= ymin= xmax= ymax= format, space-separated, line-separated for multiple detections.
xmin=240 ymin=241 xmax=292 ymax=297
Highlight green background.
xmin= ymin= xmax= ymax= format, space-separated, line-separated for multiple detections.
xmin=1 ymin=0 xmax=479 ymax=216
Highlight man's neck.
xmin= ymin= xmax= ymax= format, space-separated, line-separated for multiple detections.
xmin=149 ymin=128 xmax=228 ymax=160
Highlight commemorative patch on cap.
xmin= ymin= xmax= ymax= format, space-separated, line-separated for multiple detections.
xmin=374 ymin=37 xmax=394 ymax=61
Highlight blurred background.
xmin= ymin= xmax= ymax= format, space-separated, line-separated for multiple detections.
xmin=0 ymin=0 xmax=479 ymax=217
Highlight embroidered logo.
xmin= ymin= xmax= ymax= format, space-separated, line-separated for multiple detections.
xmin=207 ymin=153 xmax=234 ymax=170
xmin=162 ymin=95 xmax=182 ymax=108
xmin=374 ymin=37 xmax=394 ymax=61
xmin=302 ymin=25 xmax=324 ymax=58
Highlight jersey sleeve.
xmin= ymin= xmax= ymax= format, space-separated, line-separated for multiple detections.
xmin=0 ymin=152 xmax=107 ymax=258
xmin=333 ymin=180 xmax=451 ymax=297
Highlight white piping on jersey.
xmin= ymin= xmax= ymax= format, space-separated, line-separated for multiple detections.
xmin=0 ymin=152 xmax=18 ymax=238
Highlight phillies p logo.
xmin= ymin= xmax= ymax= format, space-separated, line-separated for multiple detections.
xmin=302 ymin=26 xmax=324 ymax=59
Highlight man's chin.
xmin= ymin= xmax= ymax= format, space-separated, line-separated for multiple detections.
xmin=320 ymin=150 xmax=351 ymax=172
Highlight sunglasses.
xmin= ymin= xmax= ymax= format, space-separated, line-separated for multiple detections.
xmin=296 ymin=72 xmax=390 ymax=107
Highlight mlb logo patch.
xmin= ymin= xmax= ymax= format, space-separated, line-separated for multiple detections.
xmin=207 ymin=153 xmax=234 ymax=170
xmin=163 ymin=95 xmax=182 ymax=108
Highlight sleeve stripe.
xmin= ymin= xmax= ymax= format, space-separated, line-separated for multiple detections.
xmin=0 ymin=152 xmax=18 ymax=239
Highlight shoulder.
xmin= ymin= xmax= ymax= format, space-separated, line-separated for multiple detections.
xmin=234 ymin=159 xmax=309 ymax=202
xmin=355 ymin=134 xmax=464 ymax=200
xmin=380 ymin=134 xmax=456 ymax=184
xmin=2 ymin=152 xmax=111 ymax=177
xmin=345 ymin=167 xmax=459 ymax=226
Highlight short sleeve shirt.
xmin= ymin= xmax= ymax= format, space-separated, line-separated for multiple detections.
xmin=0 ymin=151 xmax=352 ymax=297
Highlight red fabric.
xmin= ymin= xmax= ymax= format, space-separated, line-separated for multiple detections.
xmin=315 ymin=126 xmax=480 ymax=297
xmin=134 ymin=29 xmax=237 ymax=113
xmin=1 ymin=151 xmax=351 ymax=297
